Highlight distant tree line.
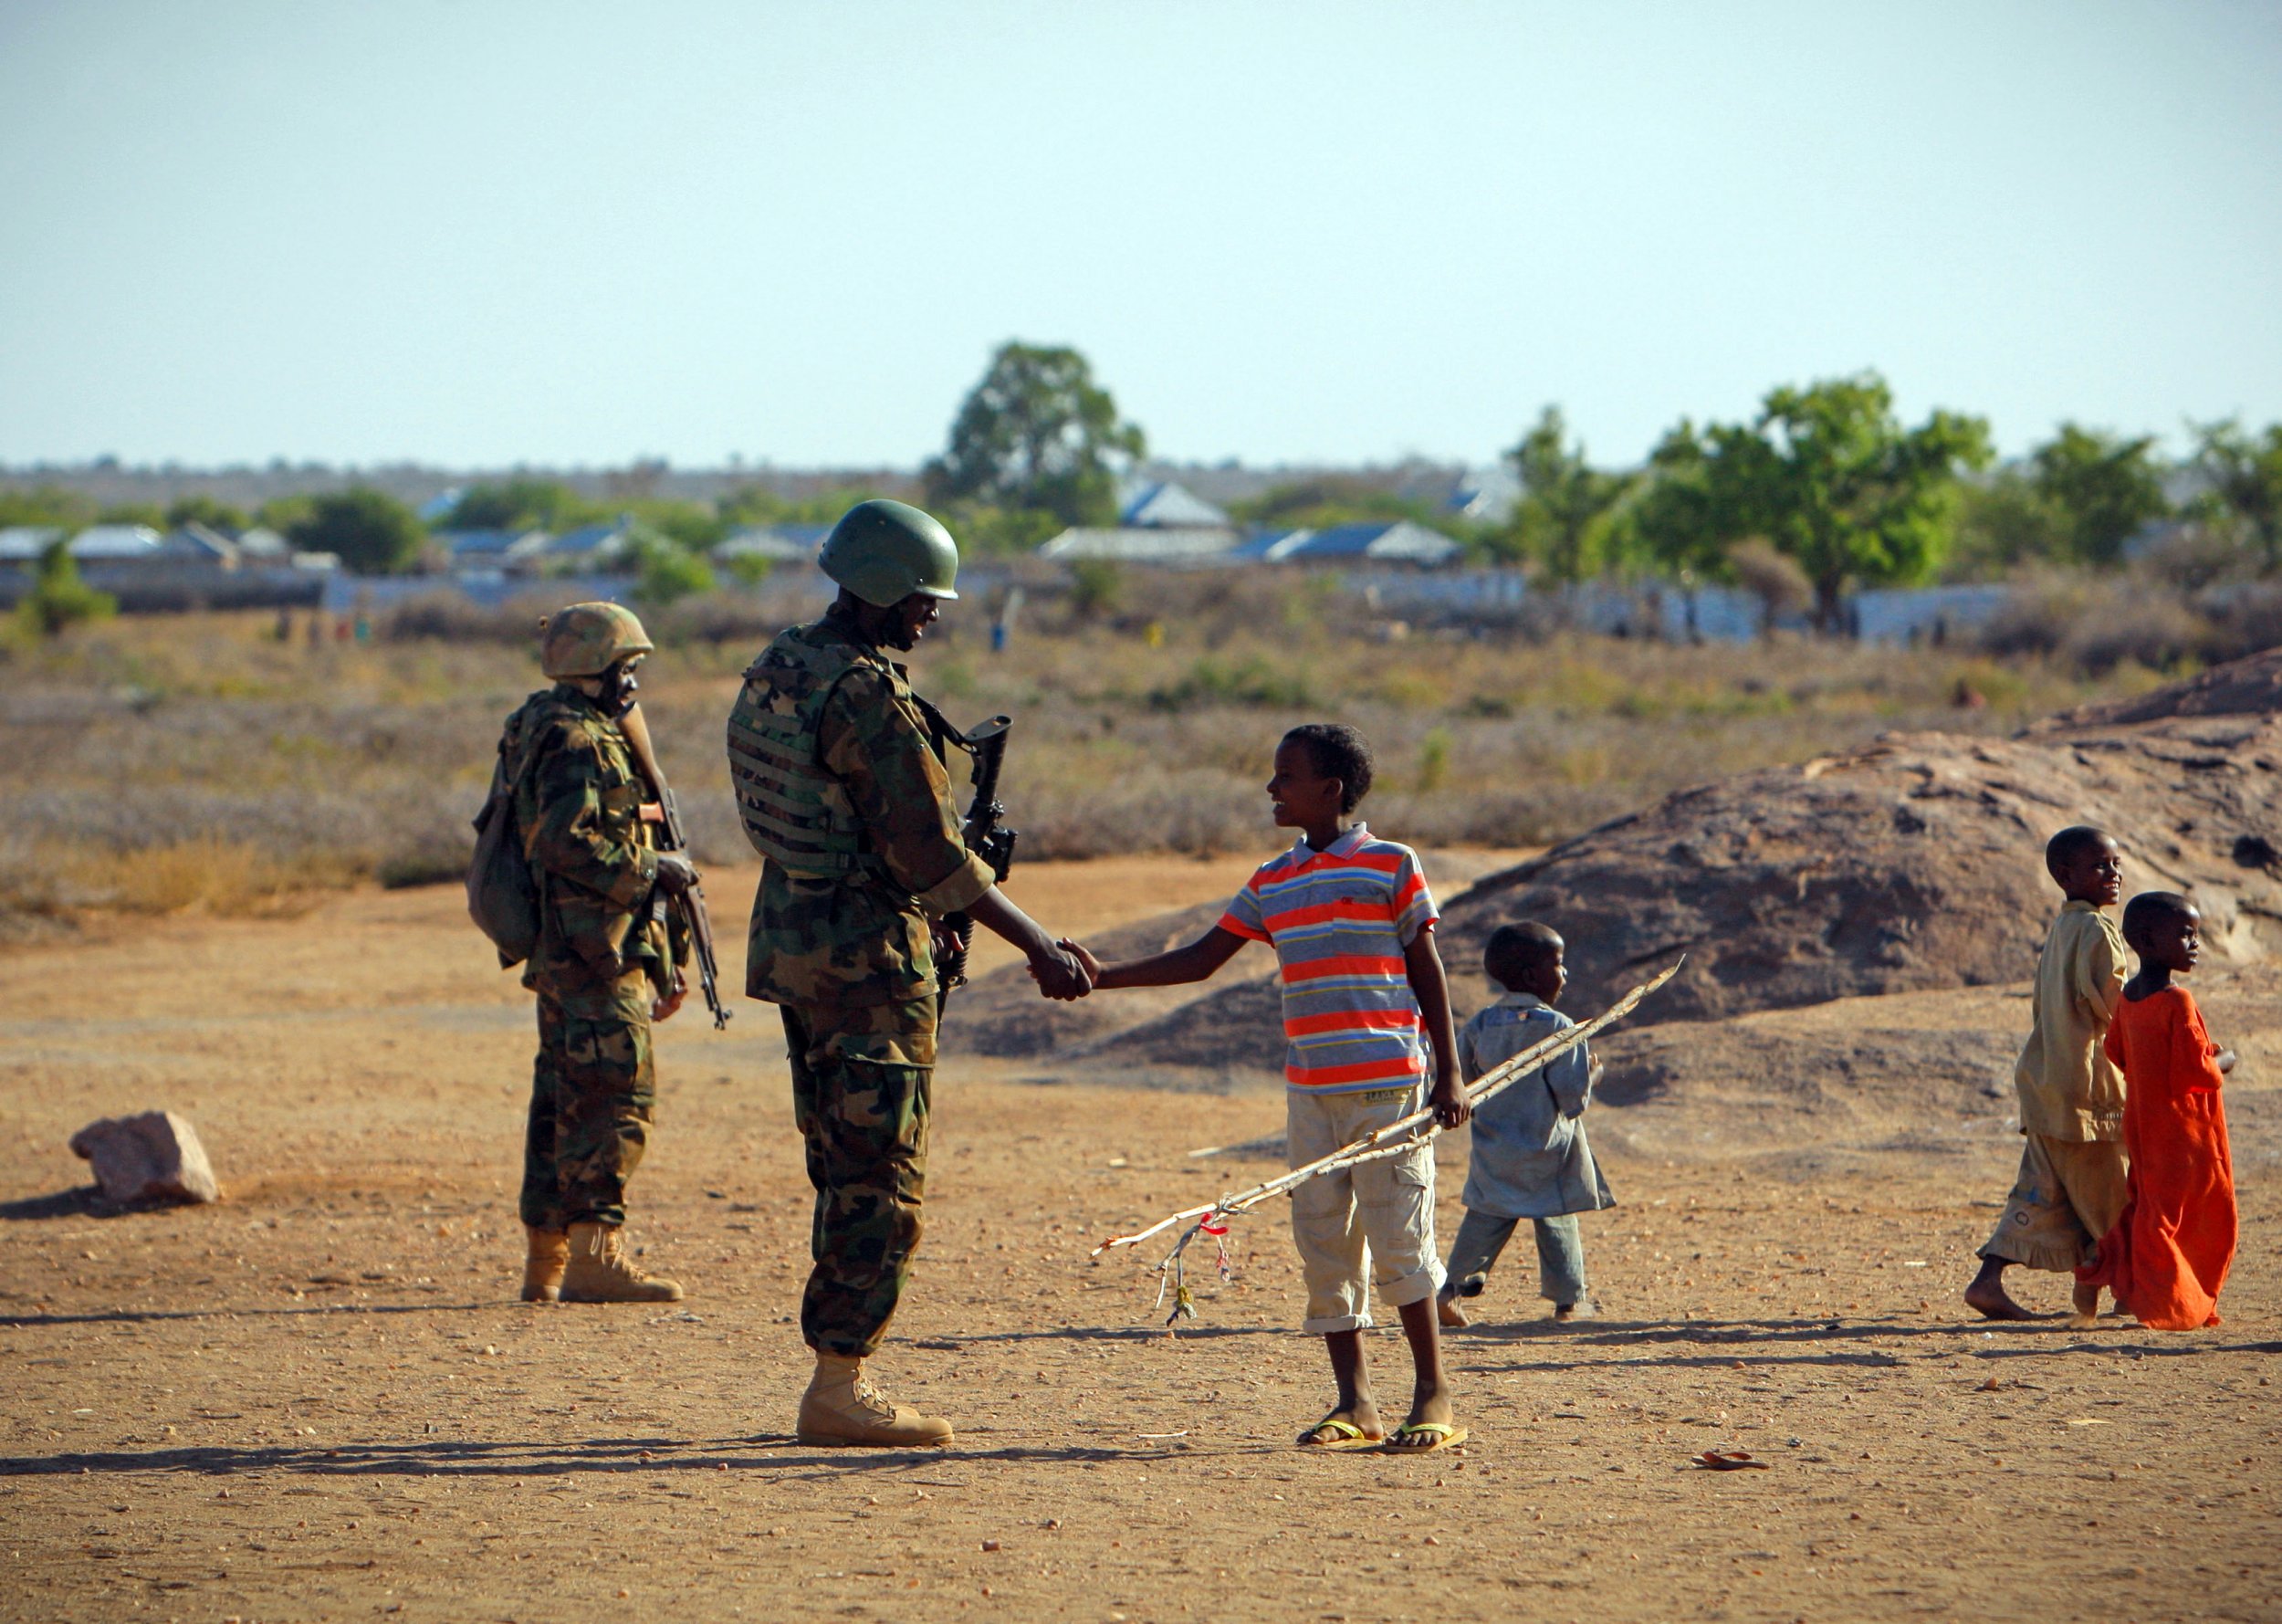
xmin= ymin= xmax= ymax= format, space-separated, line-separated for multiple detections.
xmin=6 ymin=344 xmax=2278 ymax=622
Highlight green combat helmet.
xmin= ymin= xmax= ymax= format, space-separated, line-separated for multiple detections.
xmin=818 ymin=499 xmax=960 ymax=606
xmin=539 ymin=602 xmax=654 ymax=679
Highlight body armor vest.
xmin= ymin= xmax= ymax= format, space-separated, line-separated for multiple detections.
xmin=726 ymin=628 xmax=885 ymax=878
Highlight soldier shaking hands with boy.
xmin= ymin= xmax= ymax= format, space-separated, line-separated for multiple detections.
xmin=728 ymin=499 xmax=1092 ymax=1448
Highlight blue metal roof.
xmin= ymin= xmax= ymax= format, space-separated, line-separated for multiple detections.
xmin=1120 ymin=481 xmax=1230 ymax=529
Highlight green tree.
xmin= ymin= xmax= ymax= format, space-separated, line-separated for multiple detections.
xmin=2030 ymin=424 xmax=2167 ymax=567
xmin=719 ymin=484 xmax=880 ymax=529
xmin=444 ymin=477 xmax=587 ymax=533
xmin=1503 ymin=405 xmax=1638 ymax=581
xmin=16 ymin=538 xmax=117 ymax=637
xmin=164 ymin=494 xmax=251 ymax=533
xmin=632 ymin=537 xmax=715 ymax=606
xmin=1636 ymin=372 xmax=1992 ymax=630
xmin=1948 ymin=469 xmax=2065 ymax=578
xmin=1230 ymin=476 xmax=1442 ymax=533
xmin=288 ymin=487 xmax=425 ymax=573
xmin=96 ymin=502 xmax=165 ymax=529
xmin=926 ymin=341 xmax=1146 ymax=527
xmin=0 ymin=485 xmax=96 ymax=529
xmin=2193 ymin=417 xmax=2282 ymax=571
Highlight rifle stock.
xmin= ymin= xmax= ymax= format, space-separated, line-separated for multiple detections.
xmin=619 ymin=703 xmax=732 ymax=1030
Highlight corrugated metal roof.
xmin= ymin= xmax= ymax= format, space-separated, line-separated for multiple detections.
xmin=159 ymin=522 xmax=238 ymax=562
xmin=1225 ymin=528 xmax=1315 ymax=561
xmin=1285 ymin=520 xmax=1460 ymax=563
xmin=68 ymin=524 xmax=164 ymax=558
xmin=0 ymin=525 xmax=66 ymax=561
xmin=442 ymin=528 xmax=550 ymax=558
xmin=1120 ymin=481 xmax=1230 ymax=529
xmin=719 ymin=527 xmax=821 ymax=562
xmin=543 ymin=523 xmax=632 ymax=555
xmin=1039 ymin=526 xmax=1240 ymax=561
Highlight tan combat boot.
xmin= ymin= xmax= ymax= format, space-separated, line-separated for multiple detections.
xmin=559 ymin=1221 xmax=684 ymax=1304
xmin=796 ymin=1353 xmax=953 ymax=1447
xmin=520 ymin=1226 xmax=569 ymax=1303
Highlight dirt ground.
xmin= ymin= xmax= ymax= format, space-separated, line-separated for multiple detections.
xmin=2 ymin=859 xmax=2277 ymax=1624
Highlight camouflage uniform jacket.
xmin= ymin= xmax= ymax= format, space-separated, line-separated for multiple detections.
xmin=738 ymin=605 xmax=995 ymax=1007
xmin=508 ymin=685 xmax=674 ymax=1022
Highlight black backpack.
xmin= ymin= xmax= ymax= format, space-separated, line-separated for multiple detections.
xmin=467 ymin=705 xmax=543 ymax=968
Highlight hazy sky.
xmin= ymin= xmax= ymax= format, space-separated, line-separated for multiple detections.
xmin=2 ymin=1 xmax=2277 ymax=471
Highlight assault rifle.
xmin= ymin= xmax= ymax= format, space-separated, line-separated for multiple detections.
xmin=935 ymin=713 xmax=1016 ymax=1003
xmin=619 ymin=703 xmax=731 ymax=1030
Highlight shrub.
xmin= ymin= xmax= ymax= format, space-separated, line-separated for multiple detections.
xmin=1070 ymin=558 xmax=1124 ymax=618
xmin=16 ymin=540 xmax=117 ymax=637
xmin=1725 ymin=538 xmax=1812 ymax=633
xmin=1417 ymin=727 xmax=1453 ymax=792
xmin=1146 ymin=655 xmax=1314 ymax=711
xmin=633 ymin=540 xmax=716 ymax=607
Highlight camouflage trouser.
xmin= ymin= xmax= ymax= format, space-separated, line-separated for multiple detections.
xmin=780 ymin=996 xmax=938 ymax=1358
xmin=520 ymin=995 xmax=655 ymax=1231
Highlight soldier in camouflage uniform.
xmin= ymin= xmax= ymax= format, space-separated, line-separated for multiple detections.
xmin=506 ymin=602 xmax=697 ymax=1305
xmin=730 ymin=499 xmax=1091 ymax=1447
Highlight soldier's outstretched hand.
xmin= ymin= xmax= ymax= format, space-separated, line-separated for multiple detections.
xmin=1028 ymin=941 xmax=1093 ymax=1002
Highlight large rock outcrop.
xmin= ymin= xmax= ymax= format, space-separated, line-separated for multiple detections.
xmin=1437 ymin=651 xmax=2282 ymax=1028
xmin=1038 ymin=650 xmax=2282 ymax=1077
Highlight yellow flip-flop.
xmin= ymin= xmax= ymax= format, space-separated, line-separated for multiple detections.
xmin=1378 ymin=1420 xmax=1468 ymax=1453
xmin=1297 ymin=1415 xmax=1384 ymax=1451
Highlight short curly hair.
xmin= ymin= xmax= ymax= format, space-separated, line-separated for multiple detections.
xmin=1483 ymin=921 xmax=1563 ymax=990
xmin=1282 ymin=723 xmax=1375 ymax=812
xmin=2121 ymin=889 xmax=2193 ymax=952
xmin=2045 ymin=824 xmax=2114 ymax=876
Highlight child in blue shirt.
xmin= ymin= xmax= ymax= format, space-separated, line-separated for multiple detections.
xmin=1438 ymin=922 xmax=1615 ymax=1326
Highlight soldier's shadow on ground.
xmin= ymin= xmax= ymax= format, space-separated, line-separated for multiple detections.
xmin=0 ymin=1435 xmax=1207 ymax=1482
xmin=1 ymin=1302 xmax=501 ymax=1330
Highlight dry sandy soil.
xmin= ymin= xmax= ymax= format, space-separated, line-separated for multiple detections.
xmin=2 ymin=857 xmax=2277 ymax=1624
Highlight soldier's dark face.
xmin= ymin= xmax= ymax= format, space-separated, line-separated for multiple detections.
xmin=882 ymin=593 xmax=941 ymax=652
xmin=598 ymin=658 xmax=642 ymax=717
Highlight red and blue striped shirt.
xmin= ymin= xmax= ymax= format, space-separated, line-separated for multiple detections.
xmin=1218 ymin=824 xmax=1439 ymax=1093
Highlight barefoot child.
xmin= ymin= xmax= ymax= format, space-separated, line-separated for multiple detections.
xmin=1065 ymin=724 xmax=1471 ymax=1452
xmin=1964 ymin=825 xmax=2130 ymax=1323
xmin=2074 ymin=893 xmax=2238 ymax=1329
xmin=1436 ymin=923 xmax=1614 ymax=1329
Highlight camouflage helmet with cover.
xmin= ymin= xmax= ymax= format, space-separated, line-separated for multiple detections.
xmin=819 ymin=498 xmax=961 ymax=606
xmin=539 ymin=602 xmax=654 ymax=680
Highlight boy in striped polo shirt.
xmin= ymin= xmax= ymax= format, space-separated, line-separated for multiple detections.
xmin=1065 ymin=724 xmax=1470 ymax=1452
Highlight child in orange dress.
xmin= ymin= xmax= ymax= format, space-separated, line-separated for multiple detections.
xmin=2074 ymin=892 xmax=2239 ymax=1330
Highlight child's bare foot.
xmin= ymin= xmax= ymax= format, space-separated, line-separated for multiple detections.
xmin=2066 ymin=1279 xmax=2101 ymax=1330
xmin=1437 ymin=1295 xmax=1470 ymax=1329
xmin=1554 ymin=1299 xmax=1595 ymax=1322
xmin=1298 ymin=1401 xmax=1384 ymax=1448
xmin=1964 ymin=1259 xmax=2036 ymax=1321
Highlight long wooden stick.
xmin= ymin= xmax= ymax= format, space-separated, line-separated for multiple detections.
xmin=1093 ymin=959 xmax=1682 ymax=1263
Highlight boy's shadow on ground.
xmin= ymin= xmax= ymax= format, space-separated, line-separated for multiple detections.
xmin=1445 ymin=1314 xmax=2282 ymax=1372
